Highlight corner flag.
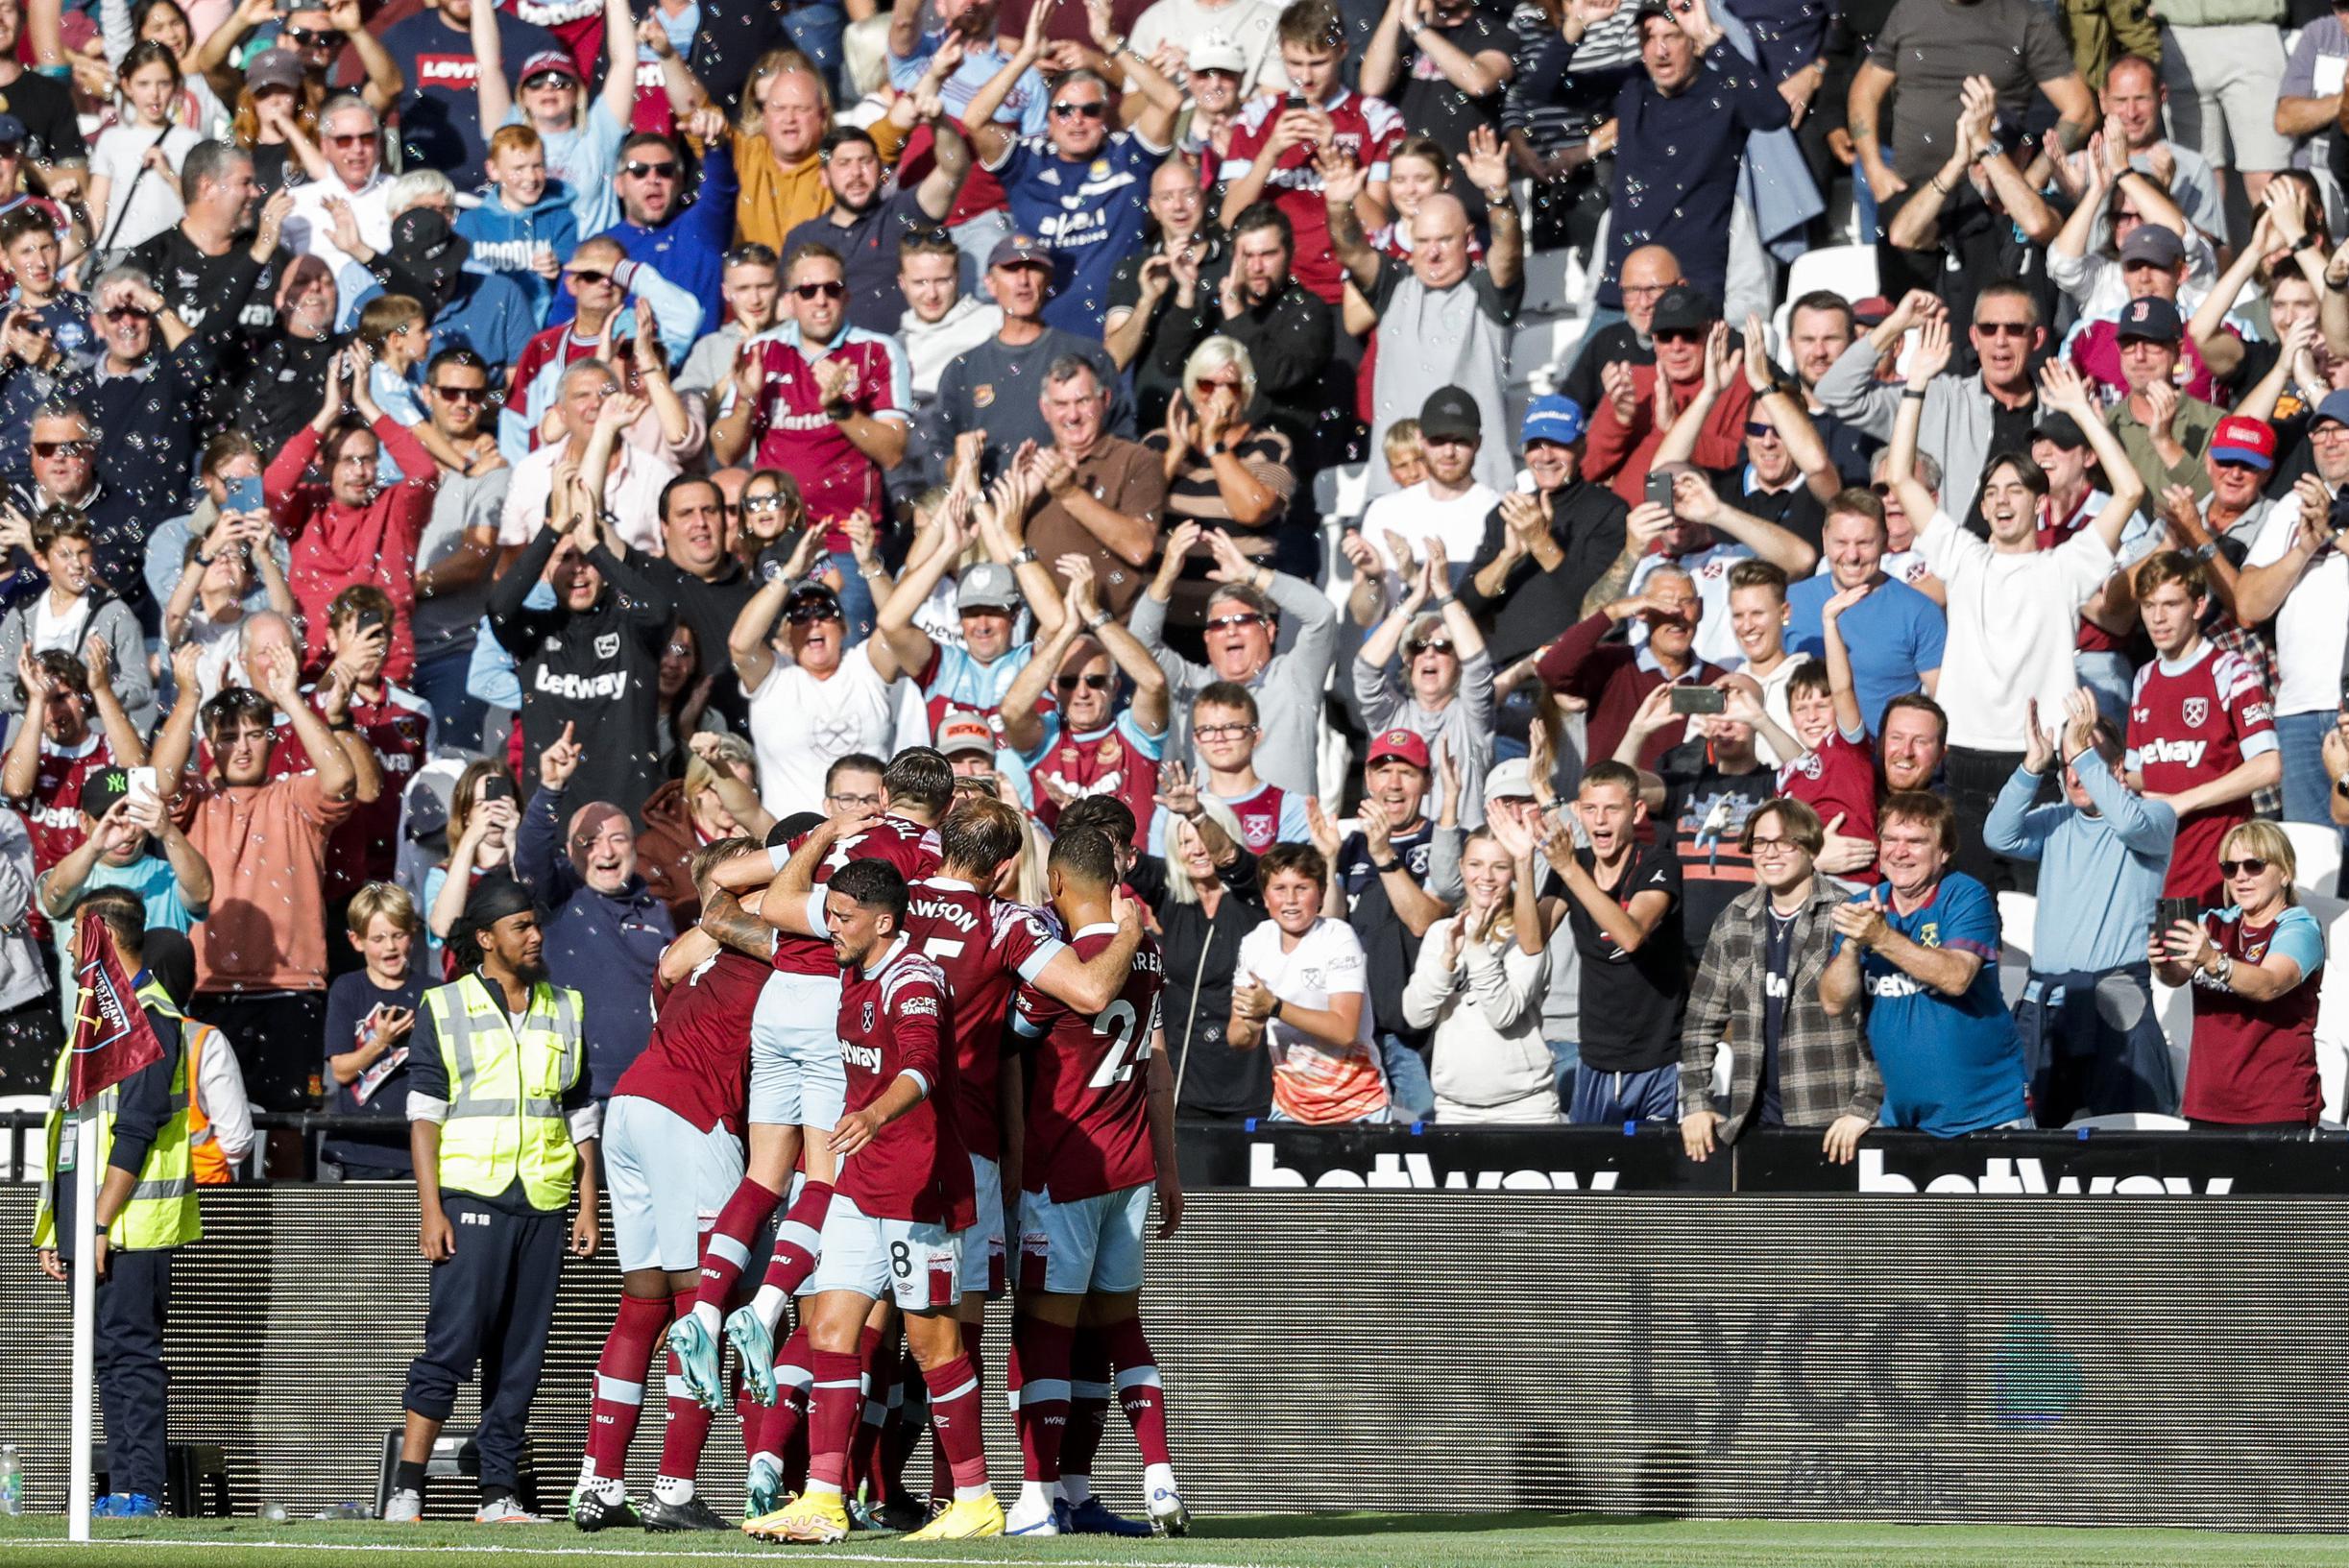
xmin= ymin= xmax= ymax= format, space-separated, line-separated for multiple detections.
xmin=64 ymin=908 xmax=161 ymax=1110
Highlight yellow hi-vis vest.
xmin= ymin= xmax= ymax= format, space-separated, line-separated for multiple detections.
xmin=31 ymin=977 xmax=200 ymax=1253
xmin=424 ymin=973 xmax=586 ymax=1211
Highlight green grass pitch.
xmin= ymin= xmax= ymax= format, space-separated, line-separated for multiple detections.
xmin=0 ymin=1513 xmax=2341 ymax=1567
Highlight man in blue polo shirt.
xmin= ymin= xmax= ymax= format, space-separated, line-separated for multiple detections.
xmin=1785 ymin=488 xmax=1944 ymax=736
xmin=963 ymin=0 xmax=1179 ymax=334
xmin=1821 ymin=790 xmax=2027 ymax=1136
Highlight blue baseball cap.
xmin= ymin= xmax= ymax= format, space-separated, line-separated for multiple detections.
xmin=1520 ymin=395 xmax=1586 ymax=447
xmin=2314 ymin=390 xmax=2349 ymax=431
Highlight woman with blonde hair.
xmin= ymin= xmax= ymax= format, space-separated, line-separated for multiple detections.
xmin=2153 ymin=818 xmax=2328 ymax=1128
xmin=1147 ymin=333 xmax=1297 ymax=631
xmin=1402 ymin=825 xmax=1557 ymax=1122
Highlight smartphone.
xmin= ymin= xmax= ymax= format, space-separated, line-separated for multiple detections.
xmin=2157 ymin=896 xmax=2198 ymax=936
xmin=353 ymin=603 xmax=388 ymax=637
xmin=226 ymin=475 xmax=263 ymax=516
xmin=1670 ymin=686 xmax=1726 ymax=716
xmin=1644 ymin=470 xmax=1676 ymax=512
xmin=480 ymin=774 xmax=518 ymax=804
xmin=125 ymin=766 xmax=157 ymax=811
xmin=1284 ymin=91 xmax=1307 ymax=110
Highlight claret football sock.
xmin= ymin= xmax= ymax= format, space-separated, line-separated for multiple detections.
xmin=749 ymin=1180 xmax=835 ymax=1327
xmin=1103 ymin=1315 xmax=1174 ymax=1471
xmin=691 ymin=1180 xmax=780 ymax=1328
xmin=585 ymin=1294 xmax=668 ymax=1484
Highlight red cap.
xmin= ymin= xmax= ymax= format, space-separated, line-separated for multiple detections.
xmin=517 ymin=48 xmax=582 ymax=84
xmin=2210 ymin=415 xmax=2276 ymax=470
xmin=1366 ymin=729 xmax=1430 ymax=770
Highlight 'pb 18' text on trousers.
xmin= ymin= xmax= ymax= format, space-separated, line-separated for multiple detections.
xmin=400 ymin=1196 xmax=565 ymax=1494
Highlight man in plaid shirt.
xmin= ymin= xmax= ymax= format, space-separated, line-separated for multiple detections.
xmin=1677 ymin=796 xmax=1882 ymax=1163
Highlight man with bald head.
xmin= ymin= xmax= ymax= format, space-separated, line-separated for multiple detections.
xmin=518 ymin=734 xmax=674 ymax=1096
xmin=1330 ymin=129 xmax=1524 ymax=501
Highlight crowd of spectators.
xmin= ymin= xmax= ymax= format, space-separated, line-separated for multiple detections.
xmin=1 ymin=0 xmax=2347 ymax=1167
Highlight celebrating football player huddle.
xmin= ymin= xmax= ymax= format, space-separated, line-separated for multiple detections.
xmin=576 ymin=745 xmax=1187 ymax=1542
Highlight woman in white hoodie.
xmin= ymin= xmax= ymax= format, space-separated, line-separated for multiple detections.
xmin=1403 ymin=827 xmax=1558 ymax=1122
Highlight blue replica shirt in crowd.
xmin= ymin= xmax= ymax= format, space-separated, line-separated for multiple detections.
xmin=988 ymin=129 xmax=1170 ymax=334
xmin=1833 ymin=871 xmax=2028 ymax=1136
xmin=1784 ymin=573 xmax=1947 ymax=736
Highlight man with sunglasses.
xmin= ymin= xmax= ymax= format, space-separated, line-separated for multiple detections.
xmin=10 ymin=399 xmax=161 ymax=636
xmin=1584 ymin=284 xmax=1748 ymax=508
xmin=284 ymin=97 xmax=393 ymax=283
xmin=965 ymin=0 xmax=1181 ymax=335
xmin=1815 ymin=281 xmax=2047 ymax=522
xmin=410 ymin=346 xmax=505 ymax=750
xmin=227 ymin=253 xmax=341 ymax=455
xmin=505 ymin=235 xmax=703 ymax=463
xmin=543 ymin=130 xmax=737 ymax=338
xmin=1003 ymin=555 xmax=1173 ymax=839
xmin=72 ymin=267 xmax=204 ymax=518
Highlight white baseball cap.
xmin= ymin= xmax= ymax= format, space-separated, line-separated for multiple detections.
xmin=1188 ymin=34 xmax=1247 ymax=74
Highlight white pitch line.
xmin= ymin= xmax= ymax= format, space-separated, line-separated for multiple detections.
xmin=0 ymin=1534 xmax=1273 ymax=1568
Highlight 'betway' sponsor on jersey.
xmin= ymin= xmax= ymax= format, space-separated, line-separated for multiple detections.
xmin=1249 ymin=1143 xmax=1621 ymax=1192
xmin=533 ymin=667 xmax=629 ymax=701
xmin=1856 ymin=1148 xmax=2233 ymax=1194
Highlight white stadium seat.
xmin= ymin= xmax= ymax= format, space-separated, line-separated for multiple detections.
xmin=2283 ymin=821 xmax=2343 ymax=897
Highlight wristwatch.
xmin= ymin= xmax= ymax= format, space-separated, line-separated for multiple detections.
xmin=1372 ymin=855 xmax=1404 ymax=875
xmin=1009 ymin=545 xmax=1038 ymax=567
xmin=1083 ymin=608 xmax=1111 ymax=632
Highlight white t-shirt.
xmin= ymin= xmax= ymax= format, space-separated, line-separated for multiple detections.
xmin=2245 ymin=489 xmax=2349 ymax=717
xmin=747 ymin=641 xmax=900 ymax=819
xmin=1362 ymin=480 xmax=1500 ymax=568
xmin=91 ymin=123 xmax=203 ymax=255
xmin=1922 ymin=508 xmax=2112 ymax=751
xmin=1234 ymin=914 xmax=1386 ymax=1121
xmin=1129 ymin=0 xmax=1284 ymax=93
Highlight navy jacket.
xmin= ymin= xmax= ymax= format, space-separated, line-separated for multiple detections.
xmin=516 ymin=783 xmax=675 ymax=1098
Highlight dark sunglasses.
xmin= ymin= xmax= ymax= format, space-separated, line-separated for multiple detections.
xmin=1055 ymin=672 xmax=1113 ymax=691
xmin=2219 ymin=857 xmax=2270 ymax=878
xmin=792 ymin=280 xmax=846 ymax=301
xmin=32 ymin=440 xmax=90 ymax=458
xmin=785 ymin=601 xmax=842 ymax=624
xmin=326 ymin=132 xmax=375 ymax=148
xmin=1652 ymin=327 xmax=1704 ymax=344
xmin=1743 ymin=422 xmax=1779 ymax=440
xmin=623 ymin=158 xmax=678 ymax=179
xmin=1974 ymin=321 xmax=2033 ymax=339
xmin=521 ymin=71 xmax=570 ymax=90
xmin=569 ymin=269 xmax=611 ymax=286
xmin=287 ymin=26 xmax=345 ymax=47
xmin=432 ymin=383 xmax=488 ymax=401
xmin=0 ymin=141 xmax=25 ymax=159
xmin=1204 ymin=612 xmax=1266 ymax=632
xmin=1405 ymin=637 xmax=1454 ymax=657
xmin=1051 ymin=101 xmax=1106 ymax=120
xmin=103 ymin=306 xmax=149 ymax=323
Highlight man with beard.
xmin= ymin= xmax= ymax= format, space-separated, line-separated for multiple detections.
xmin=1198 ymin=204 xmax=1338 ymax=466
xmin=488 ymin=469 xmax=675 ymax=825
xmin=1779 ymin=291 xmax=1879 ymax=487
xmin=783 ymin=114 xmax=970 ymax=336
xmin=1359 ymin=386 xmax=1500 ymax=569
xmin=264 ymin=347 xmax=440 ymax=687
xmin=1461 ymin=397 xmax=1628 ymax=669
xmin=1005 ymin=557 xmax=1173 ymax=837
xmin=966 ymin=0 xmax=1180 ymax=335
xmin=385 ymin=878 xmax=600 ymax=1526
xmin=519 ymin=724 xmax=675 ymax=1096
xmin=1815 ymin=281 xmax=2047 ymax=521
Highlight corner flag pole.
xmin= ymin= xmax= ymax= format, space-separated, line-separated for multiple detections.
xmin=67 ymin=1115 xmax=97 ymax=1544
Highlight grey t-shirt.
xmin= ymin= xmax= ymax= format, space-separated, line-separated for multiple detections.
xmin=412 ymin=465 xmax=510 ymax=661
xmin=1870 ymin=0 xmax=2073 ymax=182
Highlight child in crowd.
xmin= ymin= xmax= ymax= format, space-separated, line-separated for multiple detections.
xmin=452 ymin=124 xmax=578 ymax=326
xmin=320 ymin=880 xmax=427 ymax=1180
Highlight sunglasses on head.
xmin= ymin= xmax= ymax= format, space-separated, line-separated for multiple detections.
xmin=1974 ymin=321 xmax=2032 ymax=339
xmin=1204 ymin=612 xmax=1266 ymax=632
xmin=792 ymin=280 xmax=846 ymax=300
xmin=623 ymin=158 xmax=678 ymax=179
xmin=432 ymin=382 xmax=487 ymax=401
xmin=1051 ymin=100 xmax=1106 ymax=120
xmin=785 ymin=600 xmax=842 ymax=624
xmin=1055 ymin=672 xmax=1113 ymax=691
xmin=2219 ymin=856 xmax=2270 ymax=877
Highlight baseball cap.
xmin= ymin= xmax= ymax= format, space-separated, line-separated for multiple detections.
xmin=2114 ymin=296 xmax=2181 ymax=344
xmin=517 ymin=48 xmax=582 ymax=84
xmin=243 ymin=47 xmax=304 ymax=93
xmin=935 ymin=712 xmax=995 ymax=757
xmin=956 ymin=561 xmax=1019 ymax=613
xmin=1850 ymin=295 xmax=1893 ymax=327
xmin=785 ymin=575 xmax=841 ymax=612
xmin=2031 ymin=413 xmax=2089 ymax=451
xmin=2210 ymin=415 xmax=2276 ymax=469
xmin=2314 ymin=390 xmax=2349 ymax=430
xmin=1520 ymin=395 xmax=1586 ymax=447
xmin=1418 ymin=385 xmax=1482 ymax=444
xmin=1187 ymin=33 xmax=1247 ymax=73
xmin=987 ymin=233 xmax=1053 ymax=272
xmin=1486 ymin=757 xmax=1536 ymax=803
xmin=1366 ymin=729 xmax=1430 ymax=770
xmin=78 ymin=765 xmax=129 ymax=820
xmin=2119 ymin=225 xmax=2187 ymax=270
xmin=1648 ymin=284 xmax=1716 ymax=335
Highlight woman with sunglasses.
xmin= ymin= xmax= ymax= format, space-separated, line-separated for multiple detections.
xmin=1354 ymin=550 xmax=1492 ymax=827
xmin=1146 ymin=334 xmax=1296 ymax=635
xmin=731 ymin=467 xmax=807 ymax=562
xmin=2154 ymin=819 xmax=2328 ymax=1128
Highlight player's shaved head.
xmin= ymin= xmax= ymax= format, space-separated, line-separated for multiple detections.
xmin=883 ymin=746 xmax=956 ymax=819
xmin=941 ymin=794 xmax=1025 ymax=877
xmin=1047 ymin=826 xmax=1120 ymax=891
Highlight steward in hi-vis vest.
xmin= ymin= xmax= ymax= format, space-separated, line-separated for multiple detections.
xmin=386 ymin=877 xmax=600 ymax=1526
